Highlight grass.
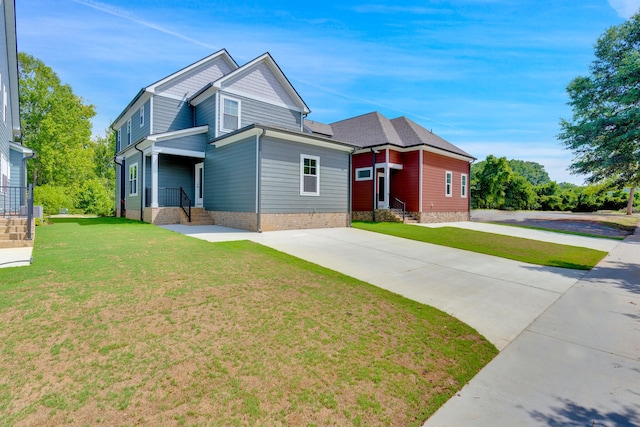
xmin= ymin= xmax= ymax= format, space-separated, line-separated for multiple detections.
xmin=0 ymin=217 xmax=497 ymax=426
xmin=487 ymin=222 xmax=626 ymax=240
xmin=353 ymin=221 xmax=607 ymax=270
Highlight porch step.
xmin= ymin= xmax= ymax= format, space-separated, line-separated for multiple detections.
xmin=181 ymin=208 xmax=214 ymax=226
xmin=0 ymin=217 xmax=35 ymax=248
xmin=389 ymin=209 xmax=420 ymax=224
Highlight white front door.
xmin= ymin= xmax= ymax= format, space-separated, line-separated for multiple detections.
xmin=195 ymin=163 xmax=204 ymax=207
xmin=377 ymin=171 xmax=386 ymax=208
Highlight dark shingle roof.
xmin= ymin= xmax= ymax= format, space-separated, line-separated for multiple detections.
xmin=305 ymin=112 xmax=474 ymax=160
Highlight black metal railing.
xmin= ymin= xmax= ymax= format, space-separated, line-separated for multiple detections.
xmin=179 ymin=188 xmax=191 ymax=223
xmin=0 ymin=185 xmax=34 ymax=240
xmin=144 ymin=186 xmax=191 ymax=222
xmin=390 ymin=196 xmax=406 ymax=222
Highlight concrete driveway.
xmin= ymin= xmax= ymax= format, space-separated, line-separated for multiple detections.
xmin=163 ymin=222 xmax=640 ymax=426
xmin=162 ymin=223 xmax=599 ymax=350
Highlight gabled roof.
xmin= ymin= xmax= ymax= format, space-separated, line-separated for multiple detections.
xmin=306 ymin=111 xmax=474 ymax=160
xmin=112 ymin=49 xmax=238 ymax=129
xmin=190 ymin=52 xmax=310 ymax=114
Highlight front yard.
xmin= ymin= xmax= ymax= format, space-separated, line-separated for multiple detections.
xmin=0 ymin=218 xmax=496 ymax=426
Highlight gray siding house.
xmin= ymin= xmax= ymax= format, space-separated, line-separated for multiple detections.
xmin=1 ymin=0 xmax=33 ymax=213
xmin=113 ymin=50 xmax=354 ymax=231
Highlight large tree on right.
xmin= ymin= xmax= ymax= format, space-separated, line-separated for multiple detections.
xmin=558 ymin=12 xmax=640 ymax=215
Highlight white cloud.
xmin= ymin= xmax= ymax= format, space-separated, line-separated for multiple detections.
xmin=607 ymin=0 xmax=640 ymax=18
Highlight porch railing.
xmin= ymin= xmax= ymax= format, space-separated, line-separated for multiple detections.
xmin=0 ymin=184 xmax=34 ymax=240
xmin=145 ymin=186 xmax=191 ymax=222
xmin=390 ymin=196 xmax=406 ymax=222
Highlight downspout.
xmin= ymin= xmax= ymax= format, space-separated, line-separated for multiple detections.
xmin=134 ymin=141 xmax=145 ymax=221
xmin=371 ymin=147 xmax=376 ymax=222
xmin=113 ymin=155 xmax=125 ymax=217
xmin=468 ymin=161 xmax=472 ymax=219
xmin=348 ymin=148 xmax=355 ymax=227
xmin=256 ymin=128 xmax=266 ymax=233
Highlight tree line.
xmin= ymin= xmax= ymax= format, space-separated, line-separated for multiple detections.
xmin=471 ymin=155 xmax=638 ymax=212
xmin=18 ymin=52 xmax=115 ymax=216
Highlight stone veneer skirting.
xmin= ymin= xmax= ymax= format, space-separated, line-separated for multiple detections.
xmin=210 ymin=211 xmax=258 ymax=231
xmin=352 ymin=210 xmax=401 ymax=222
xmin=143 ymin=207 xmax=182 ymax=225
xmin=260 ymin=212 xmax=349 ymax=232
xmin=416 ymin=211 xmax=470 ymax=223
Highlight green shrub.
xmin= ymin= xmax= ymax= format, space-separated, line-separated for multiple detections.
xmin=34 ymin=185 xmax=75 ymax=215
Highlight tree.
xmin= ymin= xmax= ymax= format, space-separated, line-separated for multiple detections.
xmin=558 ymin=13 xmax=640 ymax=215
xmin=507 ymin=160 xmax=551 ymax=186
xmin=18 ymin=52 xmax=96 ymax=187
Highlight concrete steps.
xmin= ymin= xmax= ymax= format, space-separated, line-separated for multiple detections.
xmin=0 ymin=218 xmax=34 ymax=248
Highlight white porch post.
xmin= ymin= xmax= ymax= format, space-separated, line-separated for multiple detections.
xmin=151 ymin=152 xmax=159 ymax=208
xmin=385 ymin=164 xmax=390 ymax=209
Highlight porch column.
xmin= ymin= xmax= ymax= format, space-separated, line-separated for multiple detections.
xmin=151 ymin=152 xmax=159 ymax=208
xmin=385 ymin=164 xmax=390 ymax=209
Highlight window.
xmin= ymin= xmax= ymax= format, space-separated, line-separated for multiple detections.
xmin=222 ymin=97 xmax=240 ymax=132
xmin=140 ymin=105 xmax=145 ymax=127
xmin=355 ymin=167 xmax=373 ymax=181
xmin=445 ymin=171 xmax=452 ymax=197
xmin=300 ymin=154 xmax=319 ymax=196
xmin=129 ymin=163 xmax=138 ymax=196
xmin=127 ymin=119 xmax=131 ymax=145
xmin=461 ymin=174 xmax=467 ymax=198
xmin=116 ymin=128 xmax=121 ymax=151
xmin=3 ymin=85 xmax=6 ymax=124
xmin=0 ymin=153 xmax=8 ymax=193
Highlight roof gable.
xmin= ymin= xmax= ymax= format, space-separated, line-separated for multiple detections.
xmin=148 ymin=49 xmax=238 ymax=98
xmin=330 ymin=112 xmax=403 ymax=147
xmin=390 ymin=117 xmax=474 ymax=158
xmin=210 ymin=53 xmax=310 ymax=114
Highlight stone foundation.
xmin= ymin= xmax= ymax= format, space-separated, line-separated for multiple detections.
xmin=417 ymin=211 xmax=470 ymax=223
xmin=260 ymin=212 xmax=349 ymax=231
xmin=143 ymin=207 xmax=182 ymax=225
xmin=125 ymin=209 xmax=142 ymax=221
xmin=352 ymin=210 xmax=401 ymax=222
xmin=210 ymin=211 xmax=258 ymax=231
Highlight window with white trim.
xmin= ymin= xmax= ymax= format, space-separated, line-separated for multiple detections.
xmin=140 ymin=105 xmax=145 ymax=127
xmin=355 ymin=167 xmax=373 ymax=181
xmin=461 ymin=174 xmax=467 ymax=198
xmin=127 ymin=119 xmax=132 ymax=145
xmin=116 ymin=128 xmax=121 ymax=151
xmin=129 ymin=163 xmax=138 ymax=196
xmin=445 ymin=171 xmax=452 ymax=197
xmin=221 ymin=97 xmax=240 ymax=132
xmin=300 ymin=154 xmax=319 ymax=196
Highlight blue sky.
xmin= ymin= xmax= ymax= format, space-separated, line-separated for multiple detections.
xmin=14 ymin=0 xmax=640 ymax=184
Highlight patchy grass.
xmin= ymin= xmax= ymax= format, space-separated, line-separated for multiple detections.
xmin=0 ymin=217 xmax=497 ymax=426
xmin=353 ymin=221 xmax=607 ymax=270
xmin=487 ymin=222 xmax=627 ymax=240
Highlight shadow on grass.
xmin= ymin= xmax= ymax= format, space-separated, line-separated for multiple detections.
xmin=529 ymin=398 xmax=640 ymax=426
xmin=49 ymin=217 xmax=145 ymax=226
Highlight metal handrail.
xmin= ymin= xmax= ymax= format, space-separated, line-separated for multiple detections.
xmin=390 ymin=196 xmax=406 ymax=221
xmin=179 ymin=187 xmax=191 ymax=222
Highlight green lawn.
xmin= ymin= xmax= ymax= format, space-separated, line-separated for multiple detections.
xmin=0 ymin=218 xmax=497 ymax=426
xmin=353 ymin=221 xmax=607 ymax=270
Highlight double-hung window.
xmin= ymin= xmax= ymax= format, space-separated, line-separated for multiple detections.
xmin=127 ymin=119 xmax=132 ymax=145
xmin=116 ymin=129 xmax=121 ymax=151
xmin=140 ymin=105 xmax=145 ymax=127
xmin=300 ymin=154 xmax=320 ymax=196
xmin=445 ymin=171 xmax=453 ymax=197
xmin=461 ymin=174 xmax=467 ymax=198
xmin=222 ymin=97 xmax=240 ymax=132
xmin=129 ymin=163 xmax=138 ymax=196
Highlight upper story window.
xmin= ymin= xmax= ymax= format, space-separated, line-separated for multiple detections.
xmin=355 ymin=167 xmax=373 ymax=181
xmin=461 ymin=174 xmax=467 ymax=198
xmin=129 ymin=163 xmax=138 ymax=196
xmin=140 ymin=105 xmax=145 ymax=127
xmin=127 ymin=119 xmax=132 ymax=145
xmin=300 ymin=154 xmax=320 ymax=196
xmin=222 ymin=96 xmax=240 ymax=132
xmin=116 ymin=128 xmax=121 ymax=151
xmin=445 ymin=171 xmax=453 ymax=197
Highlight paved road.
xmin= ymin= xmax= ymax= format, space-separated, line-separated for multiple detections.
xmin=163 ymin=222 xmax=640 ymax=426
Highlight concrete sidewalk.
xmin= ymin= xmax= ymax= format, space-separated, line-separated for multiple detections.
xmin=0 ymin=247 xmax=33 ymax=268
xmin=424 ymin=231 xmax=640 ymax=426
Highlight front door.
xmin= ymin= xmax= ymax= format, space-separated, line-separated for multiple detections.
xmin=377 ymin=171 xmax=386 ymax=208
xmin=195 ymin=163 xmax=204 ymax=207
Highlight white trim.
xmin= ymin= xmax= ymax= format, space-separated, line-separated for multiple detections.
xmin=220 ymin=87 xmax=306 ymax=113
xmin=190 ymin=85 xmax=218 ymax=107
xmin=461 ymin=173 xmax=468 ymax=198
xmin=300 ymin=154 xmax=320 ymax=196
xmin=152 ymin=147 xmax=206 ymax=158
xmin=355 ymin=167 xmax=373 ymax=181
xmin=352 ymin=144 xmax=474 ymax=162
xmin=9 ymin=142 xmax=34 ymax=155
xmin=112 ymin=91 xmax=153 ymax=129
xmin=128 ymin=162 xmax=139 ymax=196
xmin=220 ymin=95 xmax=241 ymax=133
xmin=147 ymin=125 xmax=208 ymax=142
xmin=149 ymin=97 xmax=154 ymax=134
xmin=212 ymin=127 xmax=354 ymax=153
xmin=194 ymin=162 xmax=204 ymax=207
xmin=419 ymin=150 xmax=423 ymax=211
xmin=151 ymin=154 xmax=158 ymax=207
xmin=445 ymin=171 xmax=453 ymax=197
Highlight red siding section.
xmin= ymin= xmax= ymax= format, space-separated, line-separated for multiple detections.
xmin=390 ymin=151 xmax=420 ymax=212
xmin=422 ymin=152 xmax=469 ymax=212
xmin=352 ymin=152 xmax=374 ymax=211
